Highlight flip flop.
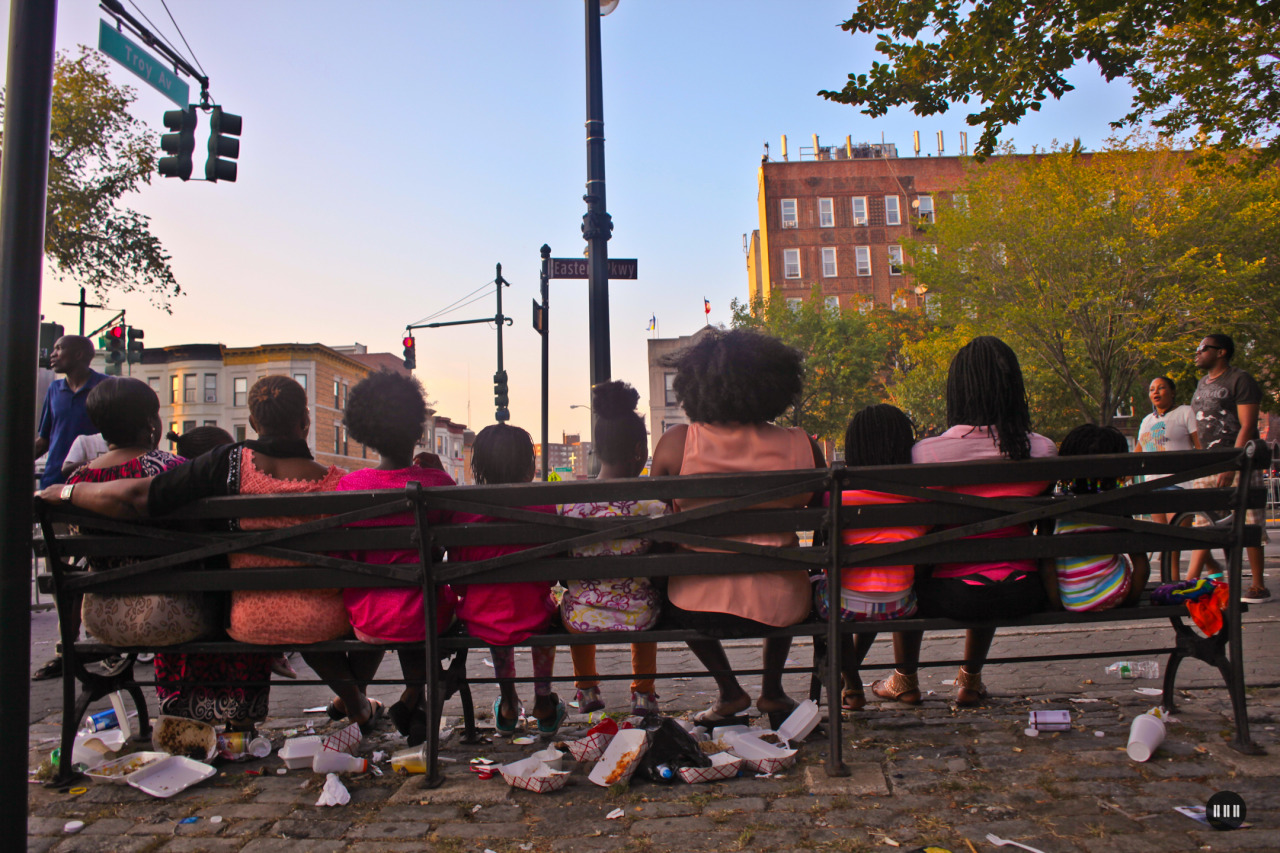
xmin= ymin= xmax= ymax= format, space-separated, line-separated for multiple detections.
xmin=692 ymin=704 xmax=751 ymax=727
xmin=325 ymin=699 xmax=347 ymax=722
xmin=356 ymin=699 xmax=385 ymax=737
xmin=493 ymin=697 xmax=519 ymax=735
xmin=757 ymin=697 xmax=799 ymax=730
xmin=535 ymin=697 xmax=568 ymax=736
xmin=388 ymin=700 xmax=413 ymax=737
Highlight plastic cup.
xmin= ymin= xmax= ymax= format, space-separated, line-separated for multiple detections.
xmin=1126 ymin=712 xmax=1166 ymax=762
xmin=389 ymin=745 xmax=428 ymax=775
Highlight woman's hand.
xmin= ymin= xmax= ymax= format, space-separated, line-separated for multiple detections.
xmin=36 ymin=484 xmax=69 ymax=504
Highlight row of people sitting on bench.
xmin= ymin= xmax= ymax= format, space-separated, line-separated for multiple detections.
xmin=39 ymin=331 xmax=1150 ymax=743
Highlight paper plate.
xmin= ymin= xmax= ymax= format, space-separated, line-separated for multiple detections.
xmin=126 ymin=755 xmax=216 ymax=798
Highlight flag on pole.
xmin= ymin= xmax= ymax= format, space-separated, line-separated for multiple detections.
xmin=647 ymin=314 xmax=656 ymax=331
xmin=703 ymin=297 xmax=711 ymax=318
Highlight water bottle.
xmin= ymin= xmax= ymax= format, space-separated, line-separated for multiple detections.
xmin=1105 ymin=660 xmax=1159 ymax=679
xmin=655 ymin=763 xmax=675 ymax=782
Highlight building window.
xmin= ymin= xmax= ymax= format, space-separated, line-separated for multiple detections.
xmin=821 ymin=247 xmax=838 ymax=277
xmin=952 ymin=192 xmax=968 ymax=211
xmin=183 ymin=374 xmax=196 ymax=403
xmin=786 ymin=298 xmax=803 ymax=311
xmin=892 ymin=293 xmax=909 ymax=311
xmin=857 ymin=298 xmax=874 ymax=314
xmin=170 ymin=375 xmax=180 ymax=405
xmin=818 ymin=198 xmax=834 ymax=228
xmin=852 ymin=196 xmax=868 ymax=226
xmin=362 ymin=443 xmax=367 ymax=459
xmin=825 ymin=295 xmax=840 ymax=313
xmin=341 ymin=382 xmax=348 ymax=409
xmin=780 ymin=199 xmax=797 ymax=228
xmin=203 ymin=374 xmax=217 ymax=403
xmin=342 ymin=427 xmax=349 ymax=456
xmin=333 ymin=379 xmax=340 ymax=408
xmin=293 ymin=373 xmax=307 ymax=391
xmin=234 ymin=424 xmax=247 ymax=442
xmin=888 ymin=245 xmax=904 ymax=275
xmin=783 ymin=248 xmax=801 ymax=279
xmin=916 ymin=195 xmax=934 ymax=223
xmin=855 ymin=246 xmax=872 ymax=276
xmin=233 ymin=377 xmax=248 ymax=407
xmin=664 ymin=372 xmax=678 ymax=406
xmin=147 ymin=376 xmax=160 ymax=395
xmin=334 ymin=425 xmax=341 ymax=455
xmin=182 ymin=420 xmax=196 ymax=434
xmin=203 ymin=420 xmax=218 ymax=428
xmin=885 ymin=195 xmax=901 ymax=226
xmin=168 ymin=422 xmax=177 ymax=449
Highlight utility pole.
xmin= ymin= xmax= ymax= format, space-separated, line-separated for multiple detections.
xmin=583 ymin=0 xmax=613 ymax=475
xmin=537 ymin=245 xmax=551 ymax=480
xmin=58 ymin=287 xmax=105 ymax=335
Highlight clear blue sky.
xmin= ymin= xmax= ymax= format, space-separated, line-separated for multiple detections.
xmin=4 ymin=1 xmax=1135 ymax=442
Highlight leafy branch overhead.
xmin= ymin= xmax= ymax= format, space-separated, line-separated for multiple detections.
xmin=0 ymin=48 xmax=182 ymax=309
xmin=819 ymin=0 xmax=1280 ymax=165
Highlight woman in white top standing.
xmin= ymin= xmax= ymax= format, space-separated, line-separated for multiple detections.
xmin=1136 ymin=375 xmax=1201 ymax=578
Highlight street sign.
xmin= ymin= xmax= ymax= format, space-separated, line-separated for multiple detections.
xmin=98 ymin=19 xmax=190 ymax=108
xmin=549 ymin=258 xmax=638 ymax=280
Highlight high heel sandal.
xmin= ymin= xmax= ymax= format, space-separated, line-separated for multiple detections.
xmin=955 ymin=667 xmax=988 ymax=707
xmin=871 ymin=670 xmax=922 ymax=706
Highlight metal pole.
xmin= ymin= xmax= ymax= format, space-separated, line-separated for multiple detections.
xmin=539 ymin=245 xmax=550 ymax=481
xmin=0 ymin=0 xmax=57 ymax=835
xmin=583 ymin=0 xmax=612 ymax=475
xmin=78 ymin=288 xmax=85 ymax=335
xmin=494 ymin=263 xmax=509 ymax=423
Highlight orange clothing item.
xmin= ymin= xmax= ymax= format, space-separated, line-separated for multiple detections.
xmin=829 ymin=489 xmax=927 ymax=595
xmin=668 ymin=422 xmax=814 ymax=627
xmin=228 ymin=447 xmax=351 ymax=645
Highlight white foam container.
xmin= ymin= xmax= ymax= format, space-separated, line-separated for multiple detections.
xmin=588 ymin=728 xmax=649 ymax=787
xmin=85 ymin=751 xmax=168 ymax=785
xmin=126 ymin=755 xmax=216 ymax=798
xmin=678 ymin=752 xmax=743 ymax=784
xmin=278 ymin=736 xmax=323 ymax=770
xmin=726 ymin=732 xmax=797 ymax=774
xmin=776 ymin=699 xmax=821 ymax=745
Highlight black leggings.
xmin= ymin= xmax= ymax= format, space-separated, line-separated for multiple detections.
xmin=916 ymin=572 xmax=1047 ymax=620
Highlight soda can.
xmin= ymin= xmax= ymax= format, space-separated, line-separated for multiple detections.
xmin=85 ymin=709 xmax=119 ymax=732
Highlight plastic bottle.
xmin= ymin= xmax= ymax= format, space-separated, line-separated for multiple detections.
xmin=1105 ymin=660 xmax=1159 ymax=679
xmin=655 ymin=763 xmax=675 ymax=782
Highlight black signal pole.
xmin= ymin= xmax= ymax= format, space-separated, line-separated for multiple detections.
xmin=0 ymin=0 xmax=57 ymax=838
xmin=538 ymin=245 xmax=551 ymax=480
xmin=583 ymin=0 xmax=613 ymax=473
xmin=58 ymin=287 xmax=105 ymax=335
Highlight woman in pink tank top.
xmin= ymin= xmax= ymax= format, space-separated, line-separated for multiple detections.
xmin=651 ymin=329 xmax=824 ymax=728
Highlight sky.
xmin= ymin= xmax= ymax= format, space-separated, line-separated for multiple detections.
xmin=2 ymin=0 xmax=1138 ymax=443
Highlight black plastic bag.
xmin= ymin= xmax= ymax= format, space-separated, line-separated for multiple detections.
xmin=635 ymin=717 xmax=711 ymax=783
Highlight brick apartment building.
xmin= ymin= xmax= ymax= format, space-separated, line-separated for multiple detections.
xmin=747 ymin=134 xmax=971 ymax=311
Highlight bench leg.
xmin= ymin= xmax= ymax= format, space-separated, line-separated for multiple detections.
xmin=1167 ymin=617 xmax=1262 ymax=755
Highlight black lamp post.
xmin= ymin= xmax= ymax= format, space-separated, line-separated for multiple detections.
xmin=583 ymin=0 xmax=616 ymax=473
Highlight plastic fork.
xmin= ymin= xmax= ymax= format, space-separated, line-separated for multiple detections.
xmin=985 ymin=833 xmax=1047 ymax=853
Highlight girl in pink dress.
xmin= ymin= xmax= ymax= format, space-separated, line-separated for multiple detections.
xmin=451 ymin=424 xmax=563 ymax=736
xmin=336 ymin=370 xmax=458 ymax=745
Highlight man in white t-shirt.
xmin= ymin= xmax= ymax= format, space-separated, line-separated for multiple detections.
xmin=60 ymin=432 xmax=110 ymax=476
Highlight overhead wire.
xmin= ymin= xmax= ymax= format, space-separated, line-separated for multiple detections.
xmin=409 ymin=279 xmax=496 ymax=326
xmin=123 ymin=0 xmax=195 ymax=72
xmin=159 ymin=0 xmax=207 ymax=77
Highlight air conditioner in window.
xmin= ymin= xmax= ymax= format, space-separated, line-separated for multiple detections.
xmin=853 ymin=218 xmax=868 ymax=226
xmin=204 ymin=392 xmax=217 ymax=403
xmin=781 ymin=220 xmax=797 ymax=229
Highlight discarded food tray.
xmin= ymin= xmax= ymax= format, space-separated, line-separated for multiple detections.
xmin=85 ymin=751 xmax=168 ymax=785
xmin=152 ymin=716 xmax=217 ymax=762
xmin=678 ymin=752 xmax=742 ymax=784
xmin=126 ymin=755 xmax=216 ymax=798
xmin=498 ymin=757 xmax=572 ymax=793
xmin=565 ymin=731 xmax=613 ymax=763
xmin=727 ymin=733 xmax=796 ymax=774
xmin=588 ymin=729 xmax=649 ymax=788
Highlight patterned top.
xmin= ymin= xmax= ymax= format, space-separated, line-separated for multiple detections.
xmin=68 ymin=449 xmax=187 ymax=571
xmin=1052 ymin=519 xmax=1129 ymax=612
xmin=558 ymin=499 xmax=668 ymax=633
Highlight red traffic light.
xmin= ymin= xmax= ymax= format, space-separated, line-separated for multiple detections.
xmin=402 ymin=336 xmax=416 ymax=349
xmin=109 ymin=326 xmax=125 ymax=338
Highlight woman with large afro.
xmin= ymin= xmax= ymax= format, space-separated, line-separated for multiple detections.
xmin=650 ymin=328 xmax=825 ymax=728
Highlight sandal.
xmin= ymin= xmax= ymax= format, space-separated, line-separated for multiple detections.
xmin=871 ymin=670 xmax=922 ymax=706
xmin=492 ymin=697 xmax=519 ymax=735
xmin=757 ymin=696 xmax=798 ymax=730
xmin=840 ymin=684 xmax=867 ymax=712
xmin=356 ymin=699 xmax=385 ymax=736
xmin=955 ymin=667 xmax=988 ymax=708
xmin=31 ymin=656 xmax=63 ymax=682
xmin=692 ymin=697 xmax=752 ymax=727
xmin=325 ymin=699 xmax=347 ymax=722
xmin=535 ymin=695 xmax=568 ymax=736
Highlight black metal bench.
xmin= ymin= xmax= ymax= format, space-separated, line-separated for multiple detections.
xmin=36 ymin=440 xmax=1268 ymax=790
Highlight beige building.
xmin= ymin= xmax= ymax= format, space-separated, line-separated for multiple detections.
xmin=646 ymin=326 xmax=717 ymax=454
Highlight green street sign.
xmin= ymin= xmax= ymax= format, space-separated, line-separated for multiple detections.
xmin=98 ymin=19 xmax=189 ymax=109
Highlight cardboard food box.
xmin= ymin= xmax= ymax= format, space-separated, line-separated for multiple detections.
xmin=565 ymin=731 xmax=614 ymax=763
xmin=498 ymin=756 xmax=572 ymax=793
xmin=726 ymin=732 xmax=797 ymax=774
xmin=588 ymin=729 xmax=649 ymax=788
xmin=677 ymin=752 xmax=742 ymax=784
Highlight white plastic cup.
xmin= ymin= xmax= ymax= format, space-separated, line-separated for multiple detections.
xmin=312 ymin=751 xmax=369 ymax=774
xmin=1126 ymin=712 xmax=1166 ymax=762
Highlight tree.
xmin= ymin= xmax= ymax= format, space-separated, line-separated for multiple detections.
xmin=731 ymin=288 xmax=891 ymax=444
xmin=0 ymin=48 xmax=181 ymax=308
xmin=819 ymin=0 xmax=1280 ymax=166
xmin=905 ymin=139 xmax=1260 ymax=427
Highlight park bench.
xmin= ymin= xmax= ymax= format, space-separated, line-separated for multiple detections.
xmin=35 ymin=439 xmax=1267 ymax=790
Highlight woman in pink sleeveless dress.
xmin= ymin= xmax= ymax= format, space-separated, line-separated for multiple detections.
xmin=651 ymin=329 xmax=825 ymax=728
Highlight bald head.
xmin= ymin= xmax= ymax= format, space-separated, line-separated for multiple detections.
xmin=50 ymin=335 xmax=95 ymax=374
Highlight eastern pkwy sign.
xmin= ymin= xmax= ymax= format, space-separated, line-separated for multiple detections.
xmin=549 ymin=258 xmax=638 ymax=280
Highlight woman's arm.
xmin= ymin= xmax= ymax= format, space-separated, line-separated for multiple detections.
xmin=649 ymin=424 xmax=688 ymax=478
xmin=38 ymin=477 xmax=152 ymax=519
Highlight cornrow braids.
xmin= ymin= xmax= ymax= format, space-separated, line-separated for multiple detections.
xmin=248 ymin=376 xmax=309 ymax=438
xmin=591 ymin=380 xmax=648 ymax=466
xmin=843 ymin=404 xmax=915 ymax=468
xmin=1057 ymin=423 xmax=1128 ymax=494
xmin=945 ymin=336 xmax=1033 ymax=461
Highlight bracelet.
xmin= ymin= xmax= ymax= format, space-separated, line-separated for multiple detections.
xmin=60 ymin=483 xmax=75 ymax=503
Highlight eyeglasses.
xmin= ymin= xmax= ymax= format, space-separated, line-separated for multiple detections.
xmin=1196 ymin=345 xmax=1223 ymax=353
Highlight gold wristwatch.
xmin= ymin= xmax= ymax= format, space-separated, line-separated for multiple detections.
xmin=60 ymin=483 xmax=75 ymax=502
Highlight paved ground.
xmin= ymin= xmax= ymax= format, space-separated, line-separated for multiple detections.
xmin=26 ymin=553 xmax=1280 ymax=852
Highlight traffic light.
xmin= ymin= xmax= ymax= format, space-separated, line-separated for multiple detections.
xmin=205 ymin=106 xmax=241 ymax=183
xmin=38 ymin=321 xmax=64 ymax=369
xmin=402 ymin=335 xmax=416 ymax=370
xmin=104 ymin=326 xmax=126 ymax=376
xmin=127 ymin=327 xmax=145 ymax=363
xmin=158 ymin=107 xmax=197 ymax=180
xmin=493 ymin=369 xmax=509 ymax=422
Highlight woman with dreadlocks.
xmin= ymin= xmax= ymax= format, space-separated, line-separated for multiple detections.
xmin=872 ymin=336 xmax=1056 ymax=708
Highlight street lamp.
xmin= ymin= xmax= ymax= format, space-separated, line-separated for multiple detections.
xmin=569 ymin=404 xmax=591 ymax=412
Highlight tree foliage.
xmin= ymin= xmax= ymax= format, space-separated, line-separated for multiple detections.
xmin=902 ymin=139 xmax=1267 ymax=427
xmin=730 ymin=288 xmax=892 ymax=443
xmin=820 ymin=0 xmax=1280 ymax=167
xmin=0 ymin=48 xmax=181 ymax=308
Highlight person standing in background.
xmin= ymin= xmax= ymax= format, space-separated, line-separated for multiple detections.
xmin=35 ymin=336 xmax=106 ymax=488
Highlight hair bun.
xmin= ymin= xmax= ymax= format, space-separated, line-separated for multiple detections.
xmin=591 ymin=380 xmax=640 ymax=420
xmin=165 ymin=430 xmax=181 ymax=442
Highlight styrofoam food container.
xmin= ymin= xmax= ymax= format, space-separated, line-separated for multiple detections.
xmin=711 ymin=724 xmax=753 ymax=742
xmin=498 ymin=756 xmax=571 ymax=793
xmin=278 ymin=736 xmax=323 ymax=770
xmin=531 ymin=745 xmax=569 ymax=771
xmin=678 ymin=752 xmax=743 ymax=784
xmin=126 ymin=755 xmax=216 ymax=798
xmin=776 ymin=699 xmax=821 ymax=745
xmin=726 ymin=732 xmax=796 ymax=774
xmin=86 ymin=751 xmax=168 ymax=784
xmin=588 ymin=728 xmax=649 ymax=787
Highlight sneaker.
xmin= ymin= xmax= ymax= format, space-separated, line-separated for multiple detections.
xmin=631 ymin=691 xmax=660 ymax=716
xmin=573 ymin=687 xmax=605 ymax=713
xmin=1242 ymin=586 xmax=1271 ymax=604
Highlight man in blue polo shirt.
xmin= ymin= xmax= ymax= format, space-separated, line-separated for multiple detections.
xmin=35 ymin=335 xmax=107 ymax=488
